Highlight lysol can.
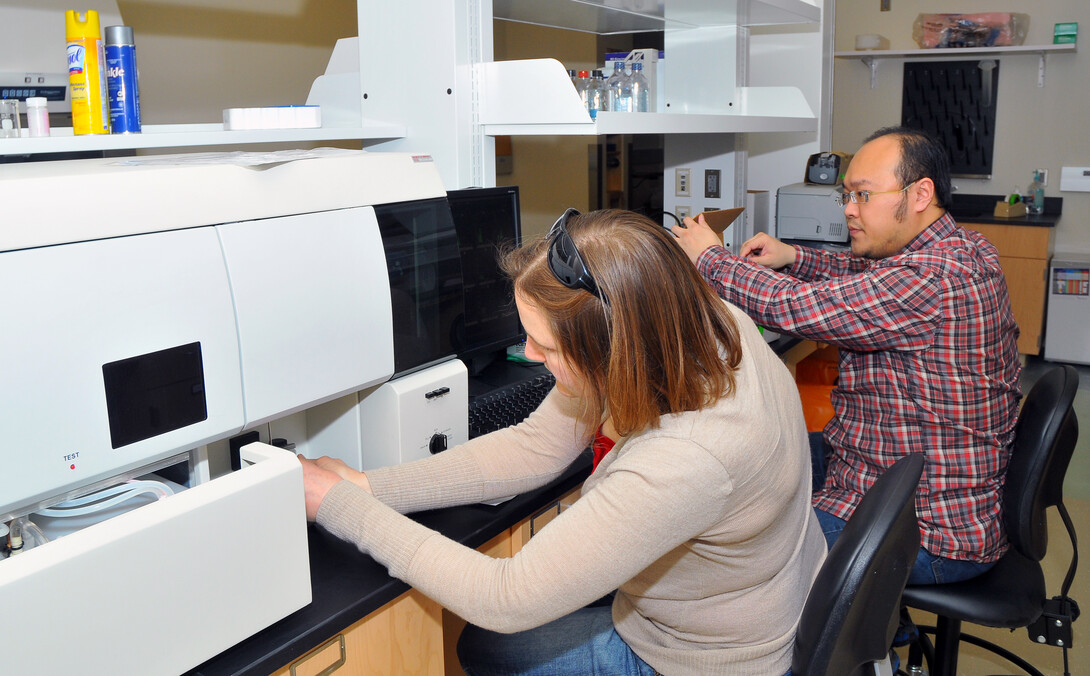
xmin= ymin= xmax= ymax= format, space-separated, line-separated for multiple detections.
xmin=104 ymin=25 xmax=141 ymax=133
xmin=66 ymin=10 xmax=110 ymax=135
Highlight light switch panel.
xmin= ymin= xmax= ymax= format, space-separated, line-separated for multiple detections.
xmin=1060 ymin=166 xmax=1090 ymax=192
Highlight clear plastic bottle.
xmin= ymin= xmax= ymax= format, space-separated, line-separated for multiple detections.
xmin=1026 ymin=170 xmax=1045 ymax=215
xmin=575 ymin=70 xmax=592 ymax=117
xmin=588 ymin=70 xmax=606 ymax=119
xmin=630 ymin=62 xmax=650 ymax=112
xmin=613 ymin=63 xmax=633 ymax=112
xmin=606 ymin=60 xmax=628 ymax=112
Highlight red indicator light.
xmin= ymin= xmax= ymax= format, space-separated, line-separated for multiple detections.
xmin=70 ymin=464 xmax=76 ymax=470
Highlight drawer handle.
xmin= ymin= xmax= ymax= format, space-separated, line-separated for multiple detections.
xmin=289 ymin=634 xmax=346 ymax=676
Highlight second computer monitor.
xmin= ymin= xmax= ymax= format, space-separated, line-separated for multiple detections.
xmin=446 ymin=185 xmax=524 ymax=375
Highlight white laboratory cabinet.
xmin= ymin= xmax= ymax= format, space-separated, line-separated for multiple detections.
xmin=0 ymin=150 xmax=448 ymax=675
xmin=1044 ymin=252 xmax=1090 ymax=366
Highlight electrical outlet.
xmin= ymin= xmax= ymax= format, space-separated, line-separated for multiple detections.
xmin=676 ymin=205 xmax=691 ymax=221
xmin=704 ymin=169 xmax=721 ymax=199
xmin=676 ymin=168 xmax=691 ymax=197
xmin=1036 ymin=168 xmax=1049 ymax=186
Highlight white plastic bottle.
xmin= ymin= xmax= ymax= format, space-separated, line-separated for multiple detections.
xmin=25 ymin=97 xmax=50 ymax=137
xmin=630 ymin=62 xmax=650 ymax=112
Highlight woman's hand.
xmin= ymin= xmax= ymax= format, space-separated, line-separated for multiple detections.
xmin=670 ymin=213 xmax=723 ymax=264
xmin=298 ymin=455 xmax=371 ymax=521
xmin=313 ymin=455 xmax=373 ymax=494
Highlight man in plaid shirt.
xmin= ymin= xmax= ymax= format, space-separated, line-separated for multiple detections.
xmin=673 ymin=126 xmax=1022 ymax=586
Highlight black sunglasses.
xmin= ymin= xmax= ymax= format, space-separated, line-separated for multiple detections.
xmin=547 ymin=208 xmax=607 ymax=303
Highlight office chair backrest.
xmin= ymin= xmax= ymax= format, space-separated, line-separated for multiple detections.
xmin=1003 ymin=365 xmax=1080 ymax=562
xmin=793 ymin=453 xmax=924 ymax=676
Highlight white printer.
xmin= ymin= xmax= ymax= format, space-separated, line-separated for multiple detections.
xmin=776 ymin=182 xmax=849 ymax=243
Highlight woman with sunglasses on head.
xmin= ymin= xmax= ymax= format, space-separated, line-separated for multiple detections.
xmin=299 ymin=208 xmax=826 ymax=676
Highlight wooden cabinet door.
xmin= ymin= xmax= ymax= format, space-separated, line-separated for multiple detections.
xmin=995 ymin=255 xmax=1048 ymax=355
xmin=274 ymin=590 xmax=445 ymax=676
xmin=959 ymin=223 xmax=1052 ymax=355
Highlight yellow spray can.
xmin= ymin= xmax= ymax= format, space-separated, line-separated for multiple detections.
xmin=66 ymin=10 xmax=110 ymax=135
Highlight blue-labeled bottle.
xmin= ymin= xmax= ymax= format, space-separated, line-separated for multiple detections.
xmin=606 ymin=60 xmax=627 ymax=112
xmin=105 ymin=25 xmax=141 ymax=133
xmin=1026 ymin=170 xmax=1045 ymax=215
xmin=630 ymin=62 xmax=650 ymax=112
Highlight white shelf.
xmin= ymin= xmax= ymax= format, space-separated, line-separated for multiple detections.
xmin=478 ymin=59 xmax=816 ymax=137
xmin=0 ymin=121 xmax=406 ymax=157
xmin=483 ymin=110 xmax=817 ymax=136
xmin=493 ymin=0 xmax=819 ymax=35
xmin=835 ymin=43 xmax=1077 ymax=88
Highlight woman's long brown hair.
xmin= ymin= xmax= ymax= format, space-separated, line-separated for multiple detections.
xmin=502 ymin=210 xmax=742 ymax=438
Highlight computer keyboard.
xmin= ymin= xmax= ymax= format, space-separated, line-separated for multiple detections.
xmin=468 ymin=373 xmax=556 ymax=438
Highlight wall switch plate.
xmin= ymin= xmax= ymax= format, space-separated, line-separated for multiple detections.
xmin=704 ymin=169 xmax=721 ymax=199
xmin=676 ymin=205 xmax=691 ymax=221
xmin=1035 ymin=168 xmax=1048 ymax=186
xmin=676 ymin=168 xmax=691 ymax=197
xmin=1060 ymin=166 xmax=1090 ymax=192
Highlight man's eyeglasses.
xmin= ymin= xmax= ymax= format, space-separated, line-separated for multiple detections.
xmin=832 ymin=180 xmax=918 ymax=207
xmin=547 ymin=208 xmax=607 ymax=303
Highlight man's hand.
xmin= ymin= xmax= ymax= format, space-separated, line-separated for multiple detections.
xmin=739 ymin=232 xmax=796 ymax=270
xmin=671 ymin=213 xmax=723 ymax=264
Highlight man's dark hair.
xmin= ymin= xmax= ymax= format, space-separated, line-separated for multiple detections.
xmin=864 ymin=126 xmax=952 ymax=209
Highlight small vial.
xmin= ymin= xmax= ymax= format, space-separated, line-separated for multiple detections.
xmin=25 ymin=97 xmax=50 ymax=137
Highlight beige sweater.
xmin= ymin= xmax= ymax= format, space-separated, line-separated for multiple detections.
xmin=317 ymin=302 xmax=827 ymax=675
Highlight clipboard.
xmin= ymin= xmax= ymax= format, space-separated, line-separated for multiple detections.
xmin=697 ymin=207 xmax=745 ymax=234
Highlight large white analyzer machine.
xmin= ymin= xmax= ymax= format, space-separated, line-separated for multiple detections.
xmin=0 ymin=150 xmax=462 ymax=675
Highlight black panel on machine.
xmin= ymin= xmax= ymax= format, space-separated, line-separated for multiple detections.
xmin=102 ymin=342 xmax=208 ymax=449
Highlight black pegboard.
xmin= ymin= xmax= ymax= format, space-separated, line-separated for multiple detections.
xmin=901 ymin=60 xmax=999 ymax=178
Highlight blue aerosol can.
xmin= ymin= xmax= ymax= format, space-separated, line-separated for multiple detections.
xmin=104 ymin=25 xmax=141 ymax=133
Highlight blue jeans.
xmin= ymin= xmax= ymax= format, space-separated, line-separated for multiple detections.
xmin=457 ymin=604 xmax=658 ymax=676
xmin=809 ymin=432 xmax=994 ymax=585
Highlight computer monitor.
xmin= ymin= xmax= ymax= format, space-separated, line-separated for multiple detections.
xmin=446 ymin=185 xmax=524 ymax=376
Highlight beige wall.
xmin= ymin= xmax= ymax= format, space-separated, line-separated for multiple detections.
xmin=832 ymin=0 xmax=1090 ymax=254
xmin=493 ymin=20 xmax=599 ymax=240
xmin=116 ymin=0 xmax=355 ymax=124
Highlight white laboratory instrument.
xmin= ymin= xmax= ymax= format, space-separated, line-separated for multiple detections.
xmin=776 ymin=182 xmax=849 ymax=243
xmin=1044 ymin=252 xmax=1090 ymax=366
xmin=0 ymin=149 xmax=451 ymax=675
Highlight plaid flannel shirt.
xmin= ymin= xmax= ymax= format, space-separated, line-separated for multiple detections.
xmin=696 ymin=213 xmax=1021 ymax=562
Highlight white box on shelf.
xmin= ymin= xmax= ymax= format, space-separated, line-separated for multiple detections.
xmin=223 ymin=105 xmax=321 ymax=131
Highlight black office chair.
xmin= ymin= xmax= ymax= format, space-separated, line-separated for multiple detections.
xmin=793 ymin=453 xmax=924 ymax=676
xmin=903 ymin=364 xmax=1081 ymax=676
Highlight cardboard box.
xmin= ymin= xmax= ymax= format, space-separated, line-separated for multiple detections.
xmin=993 ymin=200 xmax=1027 ymax=218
